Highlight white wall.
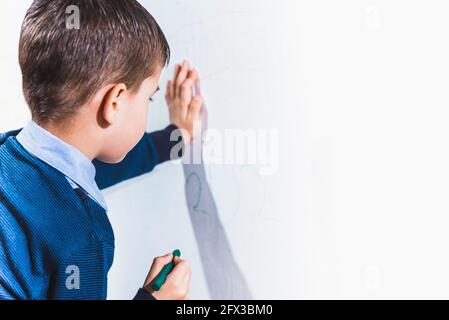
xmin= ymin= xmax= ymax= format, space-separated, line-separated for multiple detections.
xmin=0 ymin=1 xmax=32 ymax=130
xmin=2 ymin=0 xmax=449 ymax=299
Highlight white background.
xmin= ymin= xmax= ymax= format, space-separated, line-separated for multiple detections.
xmin=1 ymin=0 xmax=449 ymax=299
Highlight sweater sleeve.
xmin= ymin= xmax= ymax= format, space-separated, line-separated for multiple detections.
xmin=133 ymin=288 xmax=156 ymax=300
xmin=93 ymin=125 xmax=183 ymax=190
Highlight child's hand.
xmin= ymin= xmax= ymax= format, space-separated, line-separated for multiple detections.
xmin=166 ymin=60 xmax=205 ymax=144
xmin=143 ymin=252 xmax=191 ymax=300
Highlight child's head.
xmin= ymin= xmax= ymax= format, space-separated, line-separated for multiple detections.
xmin=19 ymin=0 xmax=170 ymax=162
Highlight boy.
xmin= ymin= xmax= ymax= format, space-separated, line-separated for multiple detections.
xmin=0 ymin=0 xmax=204 ymax=300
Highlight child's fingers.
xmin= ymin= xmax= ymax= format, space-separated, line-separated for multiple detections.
xmin=199 ymin=103 xmax=208 ymax=131
xmin=154 ymin=252 xmax=174 ymax=268
xmin=175 ymin=60 xmax=190 ymax=96
xmin=187 ymin=94 xmax=204 ymax=122
xmin=146 ymin=253 xmax=174 ymax=283
xmin=180 ymin=86 xmax=193 ymax=120
xmin=180 ymin=78 xmax=195 ymax=102
xmin=189 ymin=68 xmax=199 ymax=81
xmin=194 ymin=80 xmax=201 ymax=97
xmin=179 ymin=70 xmax=195 ymax=100
xmin=179 ymin=71 xmax=196 ymax=117
xmin=170 ymin=257 xmax=191 ymax=279
xmin=173 ymin=64 xmax=181 ymax=83
xmin=189 ymin=68 xmax=202 ymax=96
xmin=163 ymin=258 xmax=190 ymax=300
xmin=181 ymin=266 xmax=192 ymax=300
xmin=181 ymin=259 xmax=192 ymax=283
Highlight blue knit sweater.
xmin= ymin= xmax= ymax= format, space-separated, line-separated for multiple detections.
xmin=0 ymin=126 xmax=180 ymax=300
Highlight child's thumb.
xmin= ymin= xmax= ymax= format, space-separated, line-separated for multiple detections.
xmin=144 ymin=253 xmax=174 ymax=287
xmin=188 ymin=95 xmax=204 ymax=120
xmin=152 ymin=253 xmax=173 ymax=271
xmin=173 ymin=256 xmax=182 ymax=265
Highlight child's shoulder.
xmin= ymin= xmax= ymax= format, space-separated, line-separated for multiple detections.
xmin=0 ymin=134 xmax=103 ymax=259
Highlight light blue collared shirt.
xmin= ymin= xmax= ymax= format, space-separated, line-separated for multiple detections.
xmin=16 ymin=121 xmax=108 ymax=211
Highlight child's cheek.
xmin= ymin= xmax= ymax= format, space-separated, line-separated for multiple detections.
xmin=132 ymin=101 xmax=149 ymax=142
xmin=138 ymin=100 xmax=149 ymax=132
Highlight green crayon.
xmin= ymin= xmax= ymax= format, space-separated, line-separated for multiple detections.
xmin=151 ymin=249 xmax=181 ymax=291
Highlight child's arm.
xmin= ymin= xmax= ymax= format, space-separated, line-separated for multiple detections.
xmin=94 ymin=60 xmax=204 ymax=190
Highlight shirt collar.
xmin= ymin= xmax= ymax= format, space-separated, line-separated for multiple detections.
xmin=16 ymin=121 xmax=108 ymax=211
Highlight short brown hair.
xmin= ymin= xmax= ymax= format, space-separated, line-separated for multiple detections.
xmin=19 ymin=0 xmax=170 ymax=123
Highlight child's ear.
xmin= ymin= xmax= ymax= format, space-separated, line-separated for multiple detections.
xmin=101 ymin=83 xmax=127 ymax=125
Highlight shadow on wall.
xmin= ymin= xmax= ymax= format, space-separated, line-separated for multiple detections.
xmin=182 ymin=104 xmax=252 ymax=299
xmin=184 ymin=162 xmax=252 ymax=299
